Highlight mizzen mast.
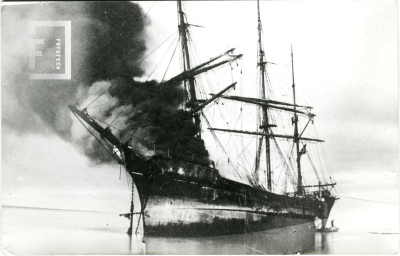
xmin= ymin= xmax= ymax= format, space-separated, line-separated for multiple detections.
xmin=255 ymin=0 xmax=272 ymax=190
xmin=291 ymin=46 xmax=303 ymax=195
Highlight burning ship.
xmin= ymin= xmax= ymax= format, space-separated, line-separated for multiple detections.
xmin=70 ymin=0 xmax=337 ymax=237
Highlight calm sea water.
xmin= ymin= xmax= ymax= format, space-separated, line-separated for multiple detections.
xmin=2 ymin=206 xmax=398 ymax=255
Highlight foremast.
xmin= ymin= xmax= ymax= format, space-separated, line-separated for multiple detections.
xmin=177 ymin=0 xmax=201 ymax=132
xmin=176 ymin=0 xmax=243 ymax=139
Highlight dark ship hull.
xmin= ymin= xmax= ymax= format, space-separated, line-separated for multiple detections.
xmin=127 ymin=153 xmax=335 ymax=237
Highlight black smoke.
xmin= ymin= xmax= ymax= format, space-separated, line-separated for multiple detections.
xmin=2 ymin=2 xmax=210 ymax=165
xmin=105 ymin=78 xmax=209 ymax=165
xmin=2 ymin=2 xmax=147 ymax=137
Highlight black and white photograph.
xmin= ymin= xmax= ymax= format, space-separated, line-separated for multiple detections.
xmin=1 ymin=0 xmax=398 ymax=254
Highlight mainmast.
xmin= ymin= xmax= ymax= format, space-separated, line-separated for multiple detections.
xmin=255 ymin=0 xmax=272 ymax=190
xmin=291 ymin=46 xmax=302 ymax=195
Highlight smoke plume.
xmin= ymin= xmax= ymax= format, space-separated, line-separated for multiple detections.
xmin=2 ymin=2 xmax=146 ymax=134
xmin=2 ymin=2 xmax=209 ymax=164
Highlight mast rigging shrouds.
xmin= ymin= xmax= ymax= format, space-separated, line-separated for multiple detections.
xmin=255 ymin=0 xmax=272 ymax=191
xmin=177 ymin=0 xmax=203 ymax=137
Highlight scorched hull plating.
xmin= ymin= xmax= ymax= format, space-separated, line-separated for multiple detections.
xmin=129 ymin=157 xmax=334 ymax=237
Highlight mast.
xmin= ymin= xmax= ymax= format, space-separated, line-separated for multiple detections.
xmin=291 ymin=46 xmax=302 ymax=195
xmin=256 ymin=0 xmax=272 ymax=190
xmin=177 ymin=0 xmax=201 ymax=135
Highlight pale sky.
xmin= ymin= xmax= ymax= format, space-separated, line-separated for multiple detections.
xmin=2 ymin=0 xmax=398 ymax=233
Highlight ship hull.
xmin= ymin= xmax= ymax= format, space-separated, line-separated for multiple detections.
xmin=142 ymin=196 xmax=314 ymax=237
xmin=128 ymin=156 xmax=335 ymax=237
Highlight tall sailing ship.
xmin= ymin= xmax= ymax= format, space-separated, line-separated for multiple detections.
xmin=70 ymin=0 xmax=337 ymax=237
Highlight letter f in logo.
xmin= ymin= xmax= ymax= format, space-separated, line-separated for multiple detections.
xmin=29 ymin=39 xmax=44 ymax=70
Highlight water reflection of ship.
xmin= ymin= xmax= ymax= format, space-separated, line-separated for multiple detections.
xmin=314 ymin=232 xmax=327 ymax=253
xmin=141 ymin=223 xmax=317 ymax=254
xmin=70 ymin=0 xmax=338 ymax=237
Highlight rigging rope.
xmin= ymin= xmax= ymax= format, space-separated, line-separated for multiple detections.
xmin=314 ymin=140 xmax=328 ymax=184
xmin=306 ymin=151 xmax=321 ymax=183
xmin=187 ymin=31 xmax=208 ymax=100
xmin=86 ymin=100 xmax=117 ymax=109
xmin=83 ymin=83 xmax=116 ymax=109
xmin=161 ymin=36 xmax=180 ymax=82
xmin=77 ymin=30 xmax=176 ymax=108
xmin=338 ymin=195 xmax=398 ymax=206
xmin=137 ymin=30 xmax=178 ymax=67
xmin=201 ymin=113 xmax=244 ymax=180
xmin=309 ymin=116 xmax=336 ymax=184
xmin=287 ymin=143 xmax=297 ymax=189
xmin=75 ymin=86 xmax=91 ymax=105
xmin=147 ymin=33 xmax=179 ymax=81
xmin=106 ymin=105 xmax=128 ymax=129
xmin=141 ymin=1 xmax=157 ymax=20
xmin=271 ymin=135 xmax=296 ymax=191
